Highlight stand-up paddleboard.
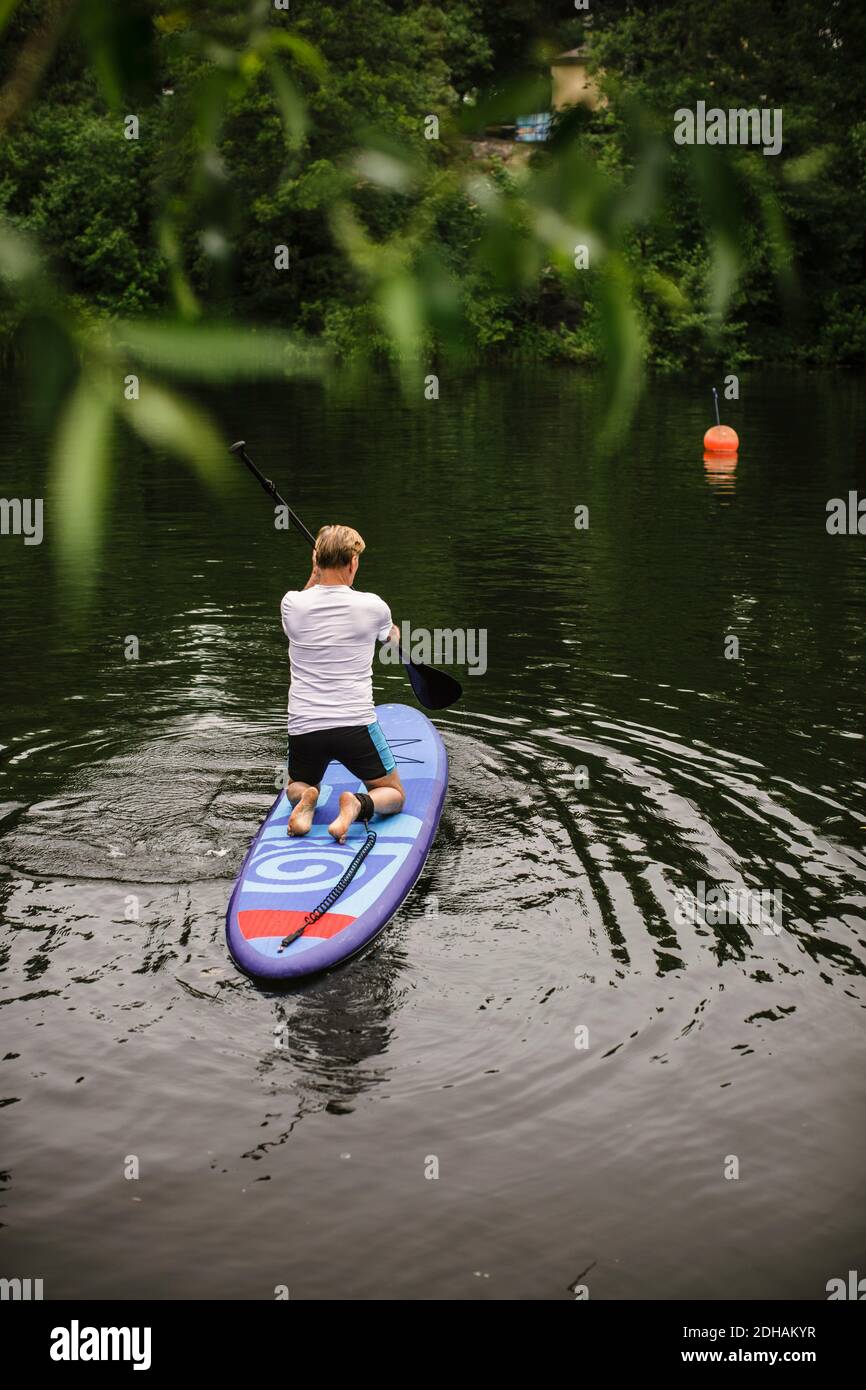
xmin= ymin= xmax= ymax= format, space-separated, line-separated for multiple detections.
xmin=227 ymin=703 xmax=447 ymax=980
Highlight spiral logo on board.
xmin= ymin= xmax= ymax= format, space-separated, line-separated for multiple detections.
xmin=248 ymin=841 xmax=367 ymax=893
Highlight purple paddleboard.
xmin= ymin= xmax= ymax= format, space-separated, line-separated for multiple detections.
xmin=227 ymin=703 xmax=447 ymax=979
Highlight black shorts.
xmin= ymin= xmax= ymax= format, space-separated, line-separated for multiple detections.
xmin=287 ymin=721 xmax=397 ymax=787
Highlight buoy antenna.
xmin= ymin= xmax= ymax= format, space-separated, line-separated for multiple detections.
xmin=712 ymin=387 xmax=721 ymax=427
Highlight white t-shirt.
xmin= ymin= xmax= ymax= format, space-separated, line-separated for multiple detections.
xmin=280 ymin=584 xmax=393 ymax=735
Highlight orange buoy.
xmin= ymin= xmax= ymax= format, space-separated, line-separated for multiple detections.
xmin=704 ymin=387 xmax=739 ymax=454
xmin=703 ymin=424 xmax=739 ymax=453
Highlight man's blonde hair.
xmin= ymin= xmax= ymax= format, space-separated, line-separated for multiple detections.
xmin=315 ymin=524 xmax=366 ymax=570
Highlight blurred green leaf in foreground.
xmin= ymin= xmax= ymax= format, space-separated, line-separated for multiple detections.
xmin=3 ymin=0 xmax=855 ymax=571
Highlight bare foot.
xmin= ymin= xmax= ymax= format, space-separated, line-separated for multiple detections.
xmin=328 ymin=791 xmax=362 ymax=844
xmin=288 ymin=787 xmax=319 ymax=837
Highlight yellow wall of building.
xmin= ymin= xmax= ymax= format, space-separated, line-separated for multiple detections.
xmin=551 ymin=61 xmax=601 ymax=111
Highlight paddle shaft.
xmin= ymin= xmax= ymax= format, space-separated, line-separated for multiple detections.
xmin=230 ymin=441 xmax=317 ymax=549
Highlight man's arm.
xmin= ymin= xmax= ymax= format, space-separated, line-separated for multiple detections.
xmin=375 ymin=597 xmax=398 ymax=646
xmin=303 ymin=550 xmax=320 ymax=590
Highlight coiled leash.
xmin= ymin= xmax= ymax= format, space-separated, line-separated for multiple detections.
xmin=277 ymin=794 xmax=377 ymax=953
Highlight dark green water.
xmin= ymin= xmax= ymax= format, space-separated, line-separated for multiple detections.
xmin=1 ymin=367 xmax=864 ymax=1299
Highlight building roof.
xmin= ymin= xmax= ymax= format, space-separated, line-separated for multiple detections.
xmin=552 ymin=47 xmax=591 ymax=66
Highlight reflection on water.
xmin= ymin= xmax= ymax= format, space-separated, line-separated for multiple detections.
xmin=704 ymin=451 xmax=737 ymax=494
xmin=1 ymin=368 xmax=864 ymax=1299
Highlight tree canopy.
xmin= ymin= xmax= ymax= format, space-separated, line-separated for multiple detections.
xmin=1 ymin=0 xmax=864 ymax=565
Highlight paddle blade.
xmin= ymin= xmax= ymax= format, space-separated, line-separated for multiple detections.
xmin=403 ymin=657 xmax=463 ymax=710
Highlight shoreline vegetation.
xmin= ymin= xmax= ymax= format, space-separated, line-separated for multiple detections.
xmin=0 ymin=1 xmax=864 ymax=563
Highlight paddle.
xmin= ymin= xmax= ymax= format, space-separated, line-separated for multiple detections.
xmin=229 ymin=441 xmax=463 ymax=711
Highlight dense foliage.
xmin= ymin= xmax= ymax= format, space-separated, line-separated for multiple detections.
xmin=2 ymin=0 xmax=863 ymax=373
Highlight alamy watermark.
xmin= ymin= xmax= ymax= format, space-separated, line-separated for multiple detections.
xmin=826 ymin=492 xmax=865 ymax=535
xmin=1 ymin=1276 xmax=43 ymax=1300
xmin=50 ymin=1321 xmax=151 ymax=1371
xmin=0 ymin=497 xmax=43 ymax=545
xmin=674 ymin=881 xmax=783 ymax=934
xmin=674 ymin=101 xmax=782 ymax=157
xmin=380 ymin=621 xmax=487 ymax=676
xmin=826 ymin=1269 xmax=865 ymax=1300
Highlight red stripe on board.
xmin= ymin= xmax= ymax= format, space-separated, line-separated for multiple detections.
xmin=237 ymin=908 xmax=355 ymax=942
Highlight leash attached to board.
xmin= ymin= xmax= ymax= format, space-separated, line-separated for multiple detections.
xmin=277 ymin=821 xmax=377 ymax=953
